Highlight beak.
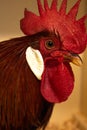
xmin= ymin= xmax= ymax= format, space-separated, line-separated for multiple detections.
xmin=64 ymin=53 xmax=83 ymax=66
xmin=51 ymin=50 xmax=83 ymax=66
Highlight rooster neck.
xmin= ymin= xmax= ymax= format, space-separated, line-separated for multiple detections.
xmin=0 ymin=36 xmax=54 ymax=130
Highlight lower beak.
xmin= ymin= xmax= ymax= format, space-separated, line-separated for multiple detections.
xmin=64 ymin=53 xmax=83 ymax=66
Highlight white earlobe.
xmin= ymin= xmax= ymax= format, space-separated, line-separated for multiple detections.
xmin=26 ymin=47 xmax=44 ymax=80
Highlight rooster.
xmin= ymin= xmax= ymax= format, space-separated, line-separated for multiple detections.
xmin=0 ymin=0 xmax=87 ymax=130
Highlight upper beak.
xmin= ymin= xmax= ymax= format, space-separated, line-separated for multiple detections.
xmin=64 ymin=53 xmax=83 ymax=66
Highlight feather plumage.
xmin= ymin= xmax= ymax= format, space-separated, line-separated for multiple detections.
xmin=0 ymin=34 xmax=54 ymax=130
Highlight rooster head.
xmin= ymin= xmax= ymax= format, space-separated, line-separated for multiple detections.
xmin=20 ymin=0 xmax=87 ymax=103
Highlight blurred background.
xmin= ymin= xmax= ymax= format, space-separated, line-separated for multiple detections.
xmin=0 ymin=0 xmax=87 ymax=129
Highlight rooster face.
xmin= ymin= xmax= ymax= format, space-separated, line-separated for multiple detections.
xmin=26 ymin=32 xmax=82 ymax=103
xmin=21 ymin=0 xmax=87 ymax=103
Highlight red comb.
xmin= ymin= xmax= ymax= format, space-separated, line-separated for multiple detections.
xmin=20 ymin=0 xmax=87 ymax=53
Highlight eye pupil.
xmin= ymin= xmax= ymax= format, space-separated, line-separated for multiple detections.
xmin=45 ymin=40 xmax=54 ymax=49
xmin=48 ymin=41 xmax=53 ymax=46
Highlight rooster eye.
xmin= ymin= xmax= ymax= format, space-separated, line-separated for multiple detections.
xmin=45 ymin=40 xmax=55 ymax=49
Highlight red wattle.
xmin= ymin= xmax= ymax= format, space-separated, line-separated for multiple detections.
xmin=41 ymin=60 xmax=74 ymax=103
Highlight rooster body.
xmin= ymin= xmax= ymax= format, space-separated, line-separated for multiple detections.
xmin=0 ymin=34 xmax=54 ymax=130
xmin=0 ymin=0 xmax=87 ymax=130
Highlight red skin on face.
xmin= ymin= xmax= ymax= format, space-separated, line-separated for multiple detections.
xmin=39 ymin=36 xmax=74 ymax=103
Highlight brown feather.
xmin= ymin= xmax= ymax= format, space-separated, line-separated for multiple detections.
xmin=0 ymin=33 xmax=54 ymax=130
